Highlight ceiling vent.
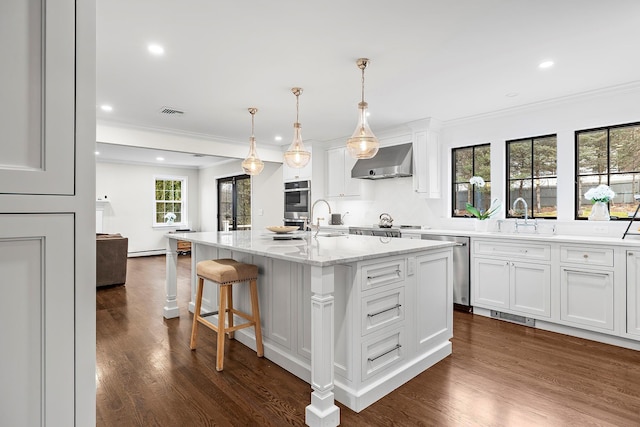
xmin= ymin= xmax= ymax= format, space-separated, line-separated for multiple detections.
xmin=159 ymin=106 xmax=184 ymax=116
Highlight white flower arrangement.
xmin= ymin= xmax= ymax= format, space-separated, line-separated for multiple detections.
xmin=469 ymin=176 xmax=486 ymax=187
xmin=164 ymin=212 xmax=177 ymax=222
xmin=584 ymin=185 xmax=615 ymax=203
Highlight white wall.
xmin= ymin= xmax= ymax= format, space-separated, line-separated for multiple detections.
xmin=96 ymin=162 xmax=200 ymax=254
xmin=198 ymin=160 xmax=283 ymax=232
xmin=318 ymin=84 xmax=640 ymax=236
xmin=436 ymin=83 xmax=640 ymax=236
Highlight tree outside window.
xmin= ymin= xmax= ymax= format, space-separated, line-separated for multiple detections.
xmin=154 ymin=176 xmax=187 ymax=226
xmin=506 ymin=135 xmax=557 ymax=219
xmin=452 ymin=144 xmax=491 ymax=217
xmin=576 ymin=122 xmax=640 ymax=219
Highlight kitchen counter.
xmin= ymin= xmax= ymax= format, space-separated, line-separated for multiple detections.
xmin=165 ymin=231 xmax=455 ymax=426
xmin=401 ymin=228 xmax=640 ymax=246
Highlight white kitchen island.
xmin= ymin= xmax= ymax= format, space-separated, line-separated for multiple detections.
xmin=165 ymin=230 xmax=454 ymax=426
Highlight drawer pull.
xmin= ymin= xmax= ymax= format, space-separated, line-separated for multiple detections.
xmin=583 ymin=254 xmax=589 ymax=258
xmin=367 ymin=269 xmax=401 ymax=280
xmin=368 ymin=344 xmax=402 ymax=362
xmin=367 ymin=304 xmax=402 ymax=318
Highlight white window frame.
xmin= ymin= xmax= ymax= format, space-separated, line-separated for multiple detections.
xmin=153 ymin=175 xmax=188 ymax=228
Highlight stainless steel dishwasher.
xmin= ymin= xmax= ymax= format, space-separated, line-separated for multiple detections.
xmin=420 ymin=234 xmax=471 ymax=312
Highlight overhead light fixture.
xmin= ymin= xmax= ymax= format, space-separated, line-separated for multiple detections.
xmin=148 ymin=44 xmax=165 ymax=56
xmin=539 ymin=60 xmax=554 ymax=69
xmin=346 ymin=58 xmax=379 ymax=159
xmin=100 ymin=104 xmax=113 ymax=112
xmin=283 ymin=87 xmax=311 ymax=168
xmin=241 ymin=107 xmax=264 ymax=176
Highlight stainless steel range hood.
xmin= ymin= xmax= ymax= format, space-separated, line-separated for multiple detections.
xmin=351 ymin=143 xmax=413 ymax=179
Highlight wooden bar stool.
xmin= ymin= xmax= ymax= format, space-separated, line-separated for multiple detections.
xmin=190 ymin=258 xmax=263 ymax=371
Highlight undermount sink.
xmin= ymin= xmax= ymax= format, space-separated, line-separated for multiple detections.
xmin=315 ymin=232 xmax=346 ymax=237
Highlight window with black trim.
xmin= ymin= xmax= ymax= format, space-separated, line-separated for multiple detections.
xmin=452 ymin=144 xmax=491 ymax=217
xmin=576 ymin=122 xmax=640 ymax=219
xmin=154 ymin=175 xmax=187 ymax=226
xmin=506 ymin=135 xmax=557 ymax=219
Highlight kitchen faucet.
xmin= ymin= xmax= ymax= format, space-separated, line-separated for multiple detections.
xmin=512 ymin=197 xmax=537 ymax=232
xmin=309 ymin=199 xmax=332 ymax=237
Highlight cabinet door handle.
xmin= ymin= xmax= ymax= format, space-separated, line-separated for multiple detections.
xmin=630 ymin=252 xmax=634 ymax=256
xmin=368 ymin=344 xmax=402 ymax=362
xmin=367 ymin=269 xmax=401 ymax=280
xmin=583 ymin=254 xmax=589 ymax=258
xmin=367 ymin=304 xmax=402 ymax=318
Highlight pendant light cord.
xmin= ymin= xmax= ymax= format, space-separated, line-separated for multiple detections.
xmin=361 ymin=66 xmax=365 ymax=104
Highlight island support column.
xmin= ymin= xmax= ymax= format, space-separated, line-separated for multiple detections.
xmin=305 ymin=265 xmax=340 ymax=426
xmin=164 ymin=238 xmax=180 ymax=318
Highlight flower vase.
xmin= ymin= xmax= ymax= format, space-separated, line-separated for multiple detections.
xmin=166 ymin=219 xmax=174 ymax=225
xmin=474 ymin=219 xmax=490 ymax=232
xmin=588 ymin=201 xmax=610 ymax=221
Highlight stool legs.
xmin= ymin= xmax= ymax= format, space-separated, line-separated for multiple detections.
xmin=216 ymin=285 xmax=228 ymax=371
xmin=249 ymin=279 xmax=264 ymax=357
xmin=190 ymin=277 xmax=205 ymax=350
xmin=189 ymin=275 xmax=262 ymax=371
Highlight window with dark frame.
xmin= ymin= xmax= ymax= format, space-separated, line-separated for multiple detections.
xmin=452 ymin=144 xmax=491 ymax=218
xmin=575 ymin=122 xmax=640 ymax=220
xmin=506 ymin=135 xmax=557 ymax=219
xmin=217 ymin=174 xmax=252 ymax=231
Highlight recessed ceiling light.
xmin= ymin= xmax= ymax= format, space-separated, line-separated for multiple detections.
xmin=274 ymin=135 xmax=283 ymax=142
xmin=100 ymin=104 xmax=113 ymax=112
xmin=156 ymin=157 xmax=165 ymax=161
xmin=148 ymin=44 xmax=165 ymax=55
xmin=538 ymin=60 xmax=554 ymax=69
xmin=95 ymin=151 xmax=100 ymax=155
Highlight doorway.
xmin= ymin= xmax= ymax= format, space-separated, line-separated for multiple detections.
xmin=217 ymin=175 xmax=251 ymax=231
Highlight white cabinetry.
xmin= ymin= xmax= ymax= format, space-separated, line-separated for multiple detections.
xmin=559 ymin=245 xmax=614 ymax=332
xmin=326 ymin=147 xmax=360 ymax=198
xmin=408 ymin=118 xmax=441 ymax=199
xmin=472 ymin=240 xmax=551 ymax=318
xmin=627 ymin=251 xmax=640 ymax=337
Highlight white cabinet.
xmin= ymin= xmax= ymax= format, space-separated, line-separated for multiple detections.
xmin=283 ymin=145 xmax=312 ymax=181
xmin=560 ymin=267 xmax=614 ymax=331
xmin=0 ymin=1 xmax=95 ymax=425
xmin=627 ymin=251 xmax=640 ymax=337
xmin=559 ymin=244 xmax=615 ymax=332
xmin=472 ymin=240 xmax=551 ymax=318
xmin=326 ymin=147 xmax=360 ymax=198
xmin=408 ymin=118 xmax=441 ymax=199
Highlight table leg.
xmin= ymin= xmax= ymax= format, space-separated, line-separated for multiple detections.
xmin=305 ymin=265 xmax=340 ymax=426
xmin=164 ymin=238 xmax=180 ymax=319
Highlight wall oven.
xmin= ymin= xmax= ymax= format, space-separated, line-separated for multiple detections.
xmin=284 ymin=180 xmax=310 ymax=230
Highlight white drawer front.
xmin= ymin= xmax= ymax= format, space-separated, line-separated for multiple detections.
xmin=560 ymin=245 xmax=614 ymax=267
xmin=474 ymin=240 xmax=550 ymax=261
xmin=361 ymin=259 xmax=405 ymax=292
xmin=361 ymin=328 xmax=404 ymax=380
xmin=361 ymin=288 xmax=404 ymax=336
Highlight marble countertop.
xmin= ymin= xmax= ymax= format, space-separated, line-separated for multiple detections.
xmin=166 ymin=230 xmax=454 ymax=267
xmin=399 ymin=228 xmax=640 ymax=246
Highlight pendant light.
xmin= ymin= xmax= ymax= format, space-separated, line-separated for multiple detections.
xmin=241 ymin=107 xmax=264 ymax=175
xmin=346 ymin=58 xmax=379 ymax=159
xmin=283 ymin=87 xmax=311 ymax=168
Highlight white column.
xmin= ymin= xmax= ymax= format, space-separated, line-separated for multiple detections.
xmin=305 ymin=265 xmax=340 ymax=426
xmin=164 ymin=238 xmax=180 ymax=318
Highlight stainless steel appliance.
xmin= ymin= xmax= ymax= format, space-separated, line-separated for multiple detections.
xmin=348 ymin=226 xmax=401 ymax=238
xmin=421 ymin=234 xmax=471 ymax=312
xmin=284 ymin=180 xmax=310 ymax=230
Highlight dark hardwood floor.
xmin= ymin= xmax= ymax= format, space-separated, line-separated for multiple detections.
xmin=97 ymin=255 xmax=640 ymax=426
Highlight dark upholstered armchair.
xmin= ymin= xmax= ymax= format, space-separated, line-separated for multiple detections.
xmin=96 ymin=233 xmax=128 ymax=287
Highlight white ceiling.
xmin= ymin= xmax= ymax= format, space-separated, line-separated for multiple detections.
xmin=96 ymin=0 xmax=640 ymax=166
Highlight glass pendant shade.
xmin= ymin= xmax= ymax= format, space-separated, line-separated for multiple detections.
xmin=242 ymin=108 xmax=264 ymax=175
xmin=347 ymin=58 xmax=379 ymax=159
xmin=346 ymin=101 xmax=379 ymax=159
xmin=284 ymin=123 xmax=311 ymax=168
xmin=242 ymin=136 xmax=264 ymax=175
xmin=283 ymin=87 xmax=311 ymax=168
